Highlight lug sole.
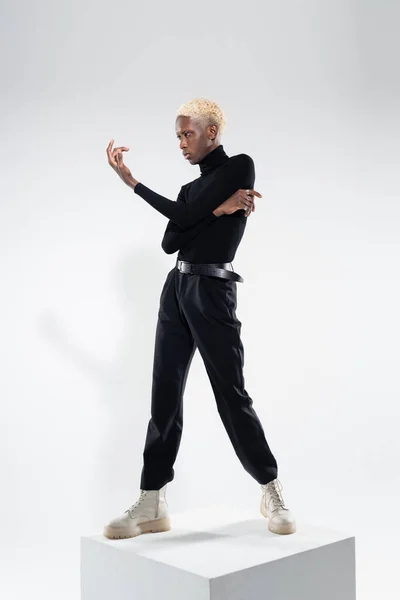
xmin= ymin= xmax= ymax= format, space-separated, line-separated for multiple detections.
xmin=103 ymin=517 xmax=171 ymax=540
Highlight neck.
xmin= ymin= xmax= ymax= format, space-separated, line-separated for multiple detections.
xmin=199 ymin=144 xmax=229 ymax=176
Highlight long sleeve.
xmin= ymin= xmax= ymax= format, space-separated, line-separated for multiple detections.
xmin=161 ymin=186 xmax=219 ymax=254
xmin=134 ymin=154 xmax=254 ymax=228
xmin=162 ymin=213 xmax=218 ymax=255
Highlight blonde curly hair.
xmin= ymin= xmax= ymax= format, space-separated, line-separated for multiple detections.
xmin=175 ymin=97 xmax=227 ymax=136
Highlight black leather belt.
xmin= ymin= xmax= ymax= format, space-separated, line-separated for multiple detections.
xmin=175 ymin=259 xmax=244 ymax=283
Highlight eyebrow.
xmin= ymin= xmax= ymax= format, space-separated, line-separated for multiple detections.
xmin=176 ymin=130 xmax=193 ymax=136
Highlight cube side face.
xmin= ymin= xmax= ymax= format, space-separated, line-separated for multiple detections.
xmin=210 ymin=537 xmax=356 ymax=600
xmin=81 ymin=538 xmax=124 ymax=600
xmin=80 ymin=537 xmax=211 ymax=600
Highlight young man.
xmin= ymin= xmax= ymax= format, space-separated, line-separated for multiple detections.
xmin=104 ymin=98 xmax=296 ymax=538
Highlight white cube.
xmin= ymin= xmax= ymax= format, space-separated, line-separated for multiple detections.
xmin=81 ymin=506 xmax=356 ymax=600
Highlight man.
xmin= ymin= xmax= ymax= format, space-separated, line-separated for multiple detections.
xmin=103 ymin=98 xmax=296 ymax=538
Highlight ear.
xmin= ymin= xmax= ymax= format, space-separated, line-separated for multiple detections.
xmin=207 ymin=124 xmax=218 ymax=139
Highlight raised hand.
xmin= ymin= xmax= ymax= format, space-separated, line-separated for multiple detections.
xmin=106 ymin=139 xmax=134 ymax=185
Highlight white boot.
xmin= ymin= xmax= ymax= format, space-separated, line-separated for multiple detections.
xmin=260 ymin=478 xmax=296 ymax=535
xmin=103 ymin=484 xmax=171 ymax=539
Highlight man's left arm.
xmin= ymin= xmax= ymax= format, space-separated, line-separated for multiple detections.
xmin=132 ymin=154 xmax=255 ymax=228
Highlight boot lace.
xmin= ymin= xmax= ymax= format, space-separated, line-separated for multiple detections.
xmin=125 ymin=490 xmax=147 ymax=517
xmin=263 ymin=478 xmax=288 ymax=512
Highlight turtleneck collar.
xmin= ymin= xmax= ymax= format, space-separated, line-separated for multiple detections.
xmin=199 ymin=144 xmax=229 ymax=176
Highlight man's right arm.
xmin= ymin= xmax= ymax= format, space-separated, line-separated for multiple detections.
xmin=132 ymin=154 xmax=254 ymax=228
xmin=161 ymin=185 xmax=222 ymax=254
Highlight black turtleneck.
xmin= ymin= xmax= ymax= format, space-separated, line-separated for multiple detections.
xmin=133 ymin=144 xmax=255 ymax=263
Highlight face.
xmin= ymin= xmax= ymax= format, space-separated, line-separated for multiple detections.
xmin=175 ymin=116 xmax=217 ymax=165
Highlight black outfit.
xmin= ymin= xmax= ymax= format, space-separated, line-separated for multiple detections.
xmin=134 ymin=144 xmax=278 ymax=490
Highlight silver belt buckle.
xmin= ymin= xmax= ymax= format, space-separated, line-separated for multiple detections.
xmin=178 ymin=259 xmax=189 ymax=274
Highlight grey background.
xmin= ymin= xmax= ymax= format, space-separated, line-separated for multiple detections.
xmin=1 ymin=1 xmax=399 ymax=598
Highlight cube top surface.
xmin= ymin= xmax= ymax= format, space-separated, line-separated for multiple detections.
xmin=85 ymin=505 xmax=354 ymax=579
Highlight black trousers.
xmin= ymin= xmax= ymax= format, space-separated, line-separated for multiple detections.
xmin=140 ymin=266 xmax=278 ymax=490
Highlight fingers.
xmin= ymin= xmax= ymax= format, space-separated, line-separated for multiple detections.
xmin=106 ymin=140 xmax=129 ymax=155
xmin=113 ymin=146 xmax=129 ymax=162
xmin=106 ymin=140 xmax=130 ymax=168
xmin=241 ymin=188 xmax=261 ymax=213
xmin=106 ymin=139 xmax=115 ymax=164
xmin=113 ymin=146 xmax=129 ymax=155
xmin=242 ymin=193 xmax=254 ymax=210
xmin=107 ymin=139 xmax=120 ymax=168
xmin=246 ymin=189 xmax=262 ymax=198
xmin=244 ymin=200 xmax=256 ymax=217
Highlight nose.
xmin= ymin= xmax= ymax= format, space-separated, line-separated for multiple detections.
xmin=179 ymin=139 xmax=187 ymax=150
